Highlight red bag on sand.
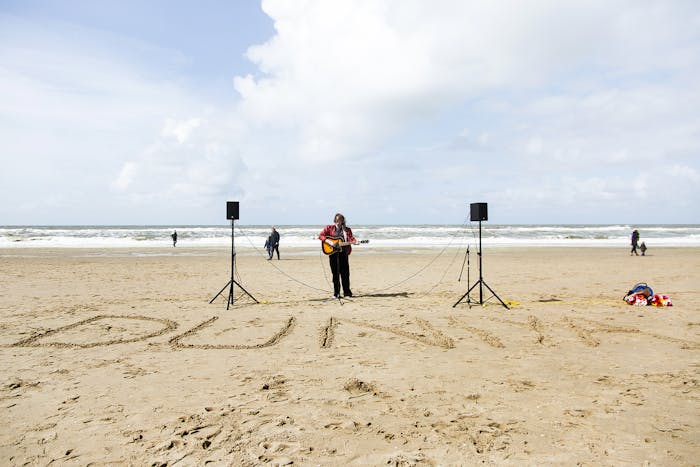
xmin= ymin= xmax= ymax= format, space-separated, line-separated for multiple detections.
xmin=651 ymin=294 xmax=673 ymax=307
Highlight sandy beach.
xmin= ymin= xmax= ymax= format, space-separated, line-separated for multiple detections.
xmin=1 ymin=246 xmax=698 ymax=465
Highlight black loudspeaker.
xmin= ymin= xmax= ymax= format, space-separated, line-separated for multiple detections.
xmin=470 ymin=202 xmax=488 ymax=221
xmin=226 ymin=201 xmax=239 ymax=220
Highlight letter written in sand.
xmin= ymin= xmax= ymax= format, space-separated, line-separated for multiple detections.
xmin=11 ymin=315 xmax=178 ymax=348
xmin=169 ymin=316 xmax=296 ymax=350
xmin=327 ymin=317 xmax=455 ymax=350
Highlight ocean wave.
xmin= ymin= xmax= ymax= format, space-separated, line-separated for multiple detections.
xmin=1 ymin=224 xmax=699 ymax=249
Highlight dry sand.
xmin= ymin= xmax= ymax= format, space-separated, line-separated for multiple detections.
xmin=0 ymin=246 xmax=698 ymax=465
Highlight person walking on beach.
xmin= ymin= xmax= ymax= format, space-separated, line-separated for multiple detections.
xmin=319 ymin=213 xmax=358 ymax=299
xmin=630 ymin=229 xmax=639 ymax=256
xmin=267 ymin=227 xmax=280 ymax=260
xmin=171 ymin=230 xmax=177 ymax=247
xmin=640 ymin=241 xmax=647 ymax=256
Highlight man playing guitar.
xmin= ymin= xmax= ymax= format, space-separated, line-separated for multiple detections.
xmin=319 ymin=213 xmax=358 ymax=299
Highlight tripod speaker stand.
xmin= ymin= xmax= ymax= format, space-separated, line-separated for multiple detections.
xmin=453 ymin=203 xmax=509 ymax=310
xmin=210 ymin=202 xmax=258 ymax=309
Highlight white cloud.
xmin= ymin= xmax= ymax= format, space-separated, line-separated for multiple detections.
xmin=111 ymin=162 xmax=137 ymax=192
xmin=111 ymin=117 xmax=248 ymax=206
xmin=668 ymin=165 xmax=700 ymax=183
xmin=1 ymin=2 xmax=699 ymax=224
xmin=234 ymin=0 xmax=700 ymax=167
xmin=161 ymin=118 xmax=202 ymax=144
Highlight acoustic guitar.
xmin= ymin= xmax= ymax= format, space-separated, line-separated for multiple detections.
xmin=321 ymin=236 xmax=369 ymax=255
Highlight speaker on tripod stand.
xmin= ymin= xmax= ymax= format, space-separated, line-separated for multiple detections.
xmin=210 ymin=201 xmax=258 ymax=309
xmin=453 ymin=202 xmax=509 ymax=309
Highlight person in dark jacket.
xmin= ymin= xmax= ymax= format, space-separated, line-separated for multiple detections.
xmin=267 ymin=227 xmax=280 ymax=260
xmin=630 ymin=229 xmax=639 ymax=256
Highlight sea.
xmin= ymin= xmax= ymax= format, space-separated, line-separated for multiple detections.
xmin=1 ymin=224 xmax=699 ymax=251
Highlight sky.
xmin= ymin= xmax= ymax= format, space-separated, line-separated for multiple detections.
xmin=1 ymin=0 xmax=699 ymax=225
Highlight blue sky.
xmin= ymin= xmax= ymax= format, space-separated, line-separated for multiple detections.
xmin=1 ymin=0 xmax=698 ymax=225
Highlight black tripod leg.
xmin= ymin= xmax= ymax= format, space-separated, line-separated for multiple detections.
xmin=232 ymin=280 xmax=259 ymax=304
xmin=453 ymin=291 xmax=469 ymax=308
xmin=227 ymin=280 xmax=235 ymax=310
xmin=482 ymin=281 xmax=510 ymax=310
xmin=453 ymin=280 xmax=479 ymax=308
xmin=210 ymin=280 xmax=232 ymax=304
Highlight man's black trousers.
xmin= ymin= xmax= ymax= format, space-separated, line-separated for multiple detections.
xmin=329 ymin=251 xmax=350 ymax=296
